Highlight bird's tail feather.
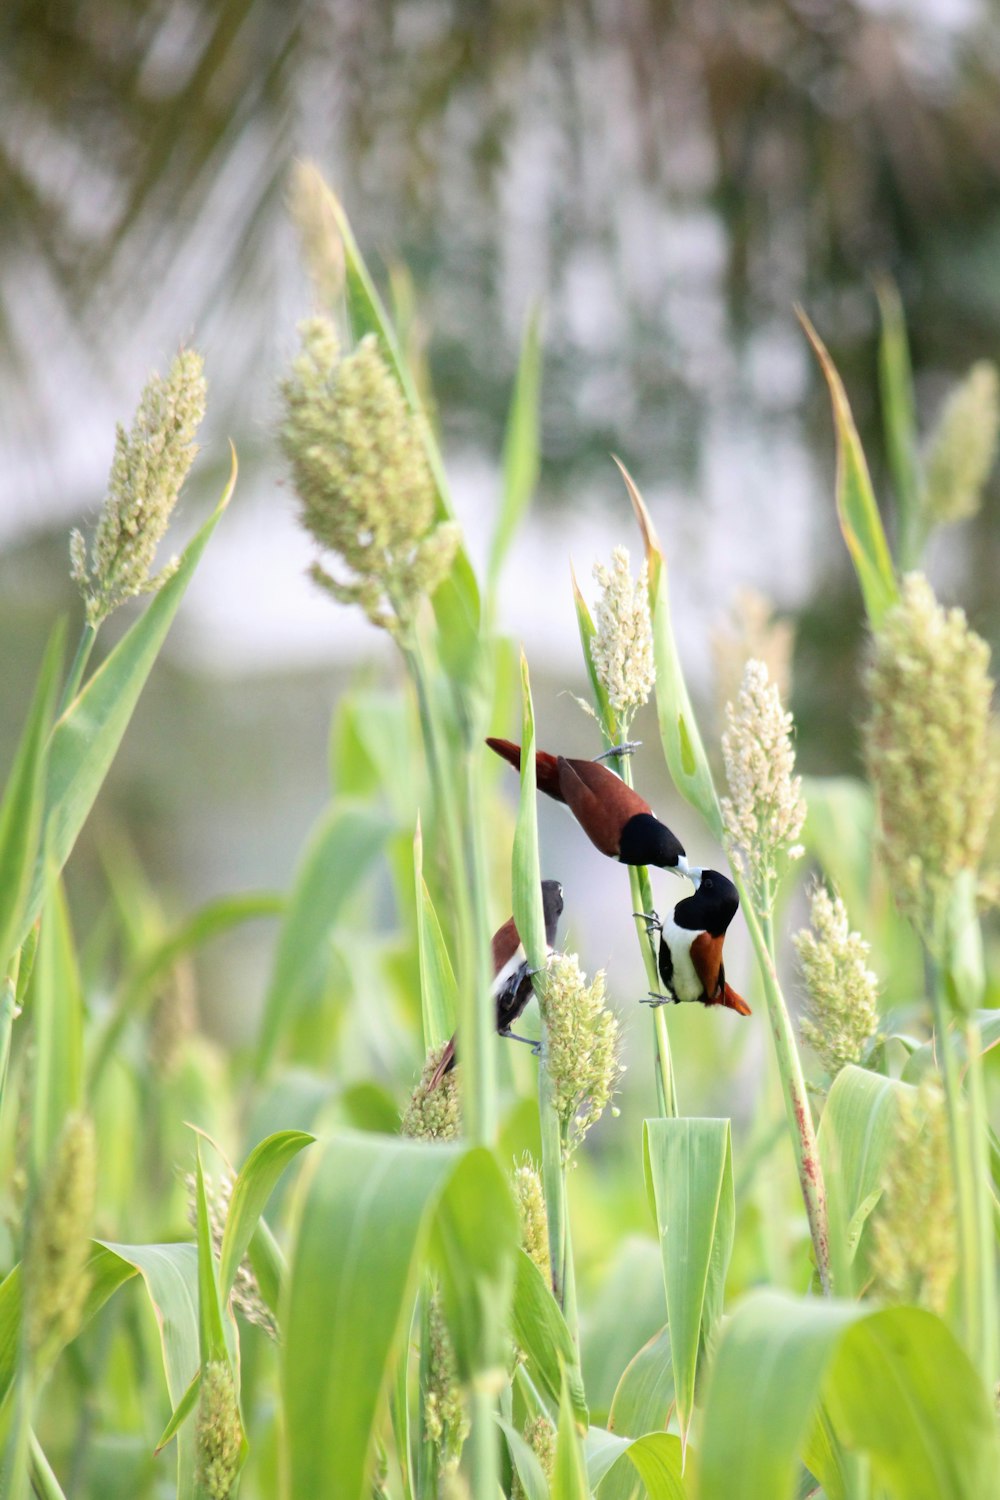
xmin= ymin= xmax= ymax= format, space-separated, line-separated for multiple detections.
xmin=485 ymin=737 xmax=563 ymax=801
xmin=722 ymin=984 xmax=752 ymax=1017
xmin=428 ymin=1035 xmax=457 ymax=1089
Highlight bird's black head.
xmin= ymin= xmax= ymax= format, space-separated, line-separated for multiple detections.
xmin=618 ymin=812 xmax=686 ymax=869
xmin=672 ymin=869 xmax=739 ymax=937
xmin=540 ymin=879 xmax=565 ymax=945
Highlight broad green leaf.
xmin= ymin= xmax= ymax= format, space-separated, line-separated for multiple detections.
xmin=219 ymin=1130 xmax=314 ymax=1301
xmin=511 ymin=652 xmax=546 ymax=974
xmin=817 ymin=1066 xmax=908 ymax=1291
xmin=489 ymin=309 xmax=542 ymax=596
xmin=19 ymin=464 xmax=235 ymax=949
xmin=697 ymin=1293 xmax=1000 ymax=1500
xmin=643 ymin=1118 xmax=733 ymax=1450
xmin=29 ymin=879 xmax=84 ymax=1180
xmin=607 ymin=1324 xmax=674 ymax=1439
xmin=876 ymin=280 xmax=922 ymax=566
xmin=414 ymin=819 xmax=457 ymax=1050
xmin=499 ymin=1416 xmax=550 ymax=1500
xmin=510 ymin=1250 xmax=588 ymax=1433
xmin=586 ymin=1427 xmax=687 ymax=1500
xmin=618 ymin=459 xmax=723 ymax=838
xmin=552 ymin=1368 xmax=590 ymax=1500
xmin=0 ymin=624 xmax=63 ymax=973
xmin=255 ymin=802 xmax=391 ymax=1075
xmin=282 ymin=1130 xmax=518 ymax=1500
xmin=583 ymin=1238 xmax=666 ymax=1424
xmin=798 ymin=311 xmax=898 ymax=628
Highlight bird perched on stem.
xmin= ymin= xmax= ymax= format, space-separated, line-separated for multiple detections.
xmin=429 ymin=880 xmax=565 ymax=1087
xmin=486 ymin=737 xmax=691 ymax=875
xmin=637 ymin=869 xmax=750 ymax=1016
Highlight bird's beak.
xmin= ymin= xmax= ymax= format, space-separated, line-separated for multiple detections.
xmin=676 ymin=855 xmax=702 ymax=889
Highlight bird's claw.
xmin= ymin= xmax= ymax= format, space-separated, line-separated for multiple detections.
xmin=500 ymin=1027 xmax=543 ymax=1055
xmin=634 ymin=909 xmax=661 ymax=932
xmin=594 ymin=740 xmax=642 ymax=761
xmin=641 ymin=991 xmax=673 ymax=1008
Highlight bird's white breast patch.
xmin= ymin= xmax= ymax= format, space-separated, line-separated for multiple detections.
xmin=660 ymin=914 xmax=703 ymax=1003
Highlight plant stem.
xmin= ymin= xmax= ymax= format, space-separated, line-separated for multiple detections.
xmin=742 ymin=893 xmax=831 ymax=1293
xmin=963 ymin=1016 xmax=998 ymax=1385
xmin=538 ymin=1058 xmax=568 ymax=1312
xmin=0 ymin=950 xmax=23 ymax=1115
xmin=57 ymin=623 xmax=97 ymax=717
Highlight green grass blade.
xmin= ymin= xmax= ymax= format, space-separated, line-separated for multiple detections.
xmin=498 ymin=1417 xmax=550 ymax=1500
xmin=282 ymin=1131 xmax=518 ymax=1500
xmin=255 ymin=802 xmax=391 ymax=1075
xmin=218 ymin=1130 xmax=314 ymax=1301
xmin=617 ymin=459 xmax=723 ymax=839
xmin=18 ymin=464 xmax=235 ymax=949
xmin=489 ymin=309 xmax=541 ymax=598
xmin=29 ymin=878 xmax=84 ymax=1181
xmin=643 ymin=1118 xmax=733 ymax=1451
xmin=511 ymin=652 xmax=546 ymax=972
xmin=194 ymin=1147 xmax=229 ymax=1367
xmin=552 ymin=1368 xmax=590 ymax=1500
xmin=586 ymin=1428 xmax=686 ymax=1499
xmin=570 ymin=565 xmax=615 ymax=737
xmin=876 ymin=280 xmax=922 ymax=565
xmin=817 ymin=1066 xmax=908 ymax=1290
xmin=607 ymin=1324 xmax=674 ymax=1442
xmin=510 ymin=1252 xmax=588 ymax=1432
xmin=798 ymin=311 xmax=898 ymax=628
xmin=0 ymin=624 xmax=63 ymax=973
xmin=414 ymin=818 xmax=458 ymax=1050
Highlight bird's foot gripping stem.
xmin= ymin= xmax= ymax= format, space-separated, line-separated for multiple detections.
xmin=633 ymin=909 xmax=662 ymax=934
xmin=499 ymin=1027 xmax=542 ymax=1056
xmin=640 ymin=991 xmax=674 ymax=1008
xmin=594 ymin=740 xmax=642 ymax=762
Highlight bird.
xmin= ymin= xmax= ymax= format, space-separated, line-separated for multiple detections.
xmin=486 ymin=737 xmax=691 ymax=875
xmin=636 ymin=868 xmax=751 ymax=1016
xmin=429 ymin=879 xmax=565 ymax=1086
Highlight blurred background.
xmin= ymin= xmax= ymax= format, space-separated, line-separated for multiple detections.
xmin=2 ymin=0 xmax=1000 ymax=1068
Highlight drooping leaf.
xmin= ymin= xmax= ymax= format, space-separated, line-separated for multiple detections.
xmin=18 ymin=463 xmax=235 ymax=949
xmin=798 ymin=311 xmax=898 ymax=628
xmin=586 ymin=1426 xmax=687 ymax=1500
xmin=643 ymin=1118 xmax=734 ymax=1450
xmin=218 ymin=1130 xmax=314 ymax=1302
xmin=255 ymin=802 xmax=391 ymax=1075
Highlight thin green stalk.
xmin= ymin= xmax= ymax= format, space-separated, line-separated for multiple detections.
xmin=468 ymin=1387 xmax=499 ymax=1500
xmin=28 ymin=1431 xmax=66 ymax=1500
xmin=538 ymin=1059 xmax=568 ymax=1312
xmin=57 ymin=623 xmax=97 ymax=717
xmin=0 ymin=949 xmax=23 ymax=1112
xmin=963 ymin=1016 xmax=998 ymax=1384
xmin=742 ymin=892 xmax=831 ymax=1294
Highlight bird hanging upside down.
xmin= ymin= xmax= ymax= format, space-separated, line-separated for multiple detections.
xmin=637 ymin=868 xmax=750 ymax=1016
xmin=486 ymin=737 xmax=692 ymax=875
xmin=429 ymin=879 xmax=565 ymax=1087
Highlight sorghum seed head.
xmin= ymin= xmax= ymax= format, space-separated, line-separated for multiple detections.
xmin=402 ymin=1045 xmax=462 ymax=1142
xmin=24 ymin=1113 xmax=96 ymax=1358
xmin=540 ymin=954 xmax=622 ymax=1160
xmin=196 ymin=1361 xmax=243 ymax=1500
xmin=590 ymin=547 xmax=655 ymax=728
xmin=288 ymin=160 xmax=345 ymax=308
xmin=185 ymin=1170 xmax=277 ymax=1339
xmin=511 ymin=1414 xmax=556 ymax=1500
xmin=793 ymin=885 xmax=880 ymax=1078
xmin=869 ymin=1078 xmax=956 ymax=1316
xmin=712 ymin=588 xmax=794 ymax=730
xmin=511 ymin=1158 xmax=550 ymax=1281
xmin=923 ymin=361 xmax=999 ymax=526
xmin=424 ymin=1289 xmax=468 ymax=1460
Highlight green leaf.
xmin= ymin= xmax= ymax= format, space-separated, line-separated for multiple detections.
xmin=29 ymin=878 xmax=84 ymax=1180
xmin=0 ymin=624 xmax=63 ymax=973
xmin=282 ymin=1130 xmax=518 ymax=1500
xmin=798 ymin=311 xmax=898 ymax=628
xmin=218 ymin=1130 xmax=313 ymax=1301
xmin=607 ymin=1324 xmax=674 ymax=1440
xmin=510 ymin=1250 xmax=589 ymax=1433
xmin=414 ymin=819 xmax=458 ymax=1050
xmin=489 ymin=309 xmax=542 ymax=596
xmin=570 ymin=567 xmax=616 ymax=740
xmin=511 ymin=652 xmax=547 ymax=973
xmin=617 ymin=459 xmax=723 ymax=838
xmin=697 ymin=1293 xmax=1000 ymax=1500
xmin=255 ymin=802 xmax=391 ymax=1075
xmin=194 ymin=1146 xmax=229 ymax=1367
xmin=18 ymin=466 xmax=235 ymax=950
xmin=876 ymin=280 xmax=922 ymax=566
xmin=582 ymin=1238 xmax=666 ymax=1424
xmin=586 ymin=1427 xmax=687 ymax=1500
xmin=499 ymin=1416 xmax=551 ymax=1500
xmin=552 ymin=1367 xmax=590 ymax=1500
xmin=430 ymin=1147 xmax=519 ymax=1379
xmin=643 ymin=1118 xmax=733 ymax=1450
xmin=817 ymin=1065 xmax=908 ymax=1291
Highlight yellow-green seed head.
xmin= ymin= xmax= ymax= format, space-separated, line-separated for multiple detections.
xmin=71 ymin=350 xmax=206 ymax=627
xmin=512 ymin=1158 xmax=550 ymax=1281
xmin=793 ymin=886 xmax=880 ymax=1078
xmin=869 ymin=1079 xmax=956 ymax=1316
xmin=721 ymin=658 xmax=806 ymax=911
xmin=923 ymin=360 xmax=999 ymax=526
xmin=402 ymin=1045 xmax=462 ymax=1142
xmin=712 ymin=588 xmax=795 ymax=731
xmin=280 ymin=319 xmax=458 ymax=634
xmin=424 ymin=1289 xmax=468 ymax=1460
xmin=196 ymin=1360 xmax=243 ymax=1500
xmin=865 ymin=573 xmax=998 ymax=934
xmin=288 ymin=160 xmax=346 ymax=308
xmin=24 ymin=1113 xmax=96 ymax=1359
xmin=540 ymin=954 xmax=622 ymax=1160
xmin=511 ymin=1414 xmax=557 ymax=1500
xmin=590 ymin=546 xmax=655 ymax=729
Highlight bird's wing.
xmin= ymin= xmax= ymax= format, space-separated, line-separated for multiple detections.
xmin=689 ymin=932 xmax=725 ymax=1002
xmin=556 ymin=757 xmax=649 ymax=857
xmin=491 ymin=915 xmax=522 ymax=976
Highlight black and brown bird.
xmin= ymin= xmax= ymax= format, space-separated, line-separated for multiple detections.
xmin=638 ymin=868 xmax=750 ymax=1016
xmin=429 ymin=879 xmax=565 ymax=1086
xmin=486 ymin=737 xmax=690 ymax=874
